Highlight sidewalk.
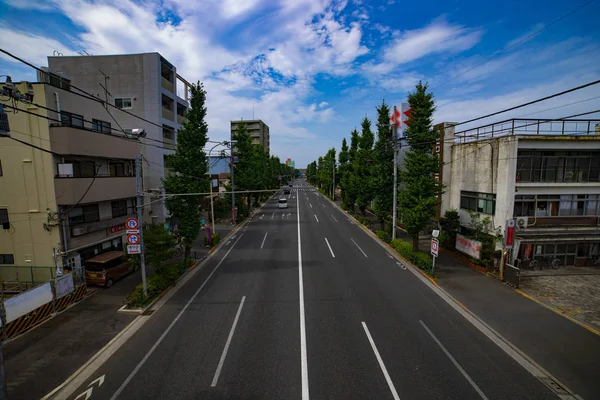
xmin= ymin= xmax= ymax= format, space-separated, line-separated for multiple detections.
xmin=335 ymin=200 xmax=600 ymax=398
xmin=4 ymin=222 xmax=236 ymax=400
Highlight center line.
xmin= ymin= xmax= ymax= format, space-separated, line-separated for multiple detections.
xmin=420 ymin=321 xmax=488 ymax=399
xmin=260 ymin=232 xmax=268 ymax=249
xmin=351 ymin=238 xmax=368 ymax=258
xmin=314 ymin=214 xmax=319 ymax=222
xmin=362 ymin=322 xmax=400 ymax=400
xmin=297 ymin=193 xmax=310 ymax=399
xmin=324 ymin=237 xmax=335 ymax=258
xmin=211 ymin=296 xmax=246 ymax=387
xmin=309 ymin=203 xmax=312 ymax=208
xmin=271 ymin=212 xmax=274 ymax=219
xmin=330 ymin=214 xmax=338 ymax=223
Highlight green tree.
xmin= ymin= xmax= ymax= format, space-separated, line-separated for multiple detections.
xmin=439 ymin=209 xmax=460 ymax=248
xmin=398 ymin=82 xmax=440 ymax=251
xmin=342 ymin=128 xmax=360 ymax=210
xmin=129 ymin=224 xmax=176 ymax=273
xmin=373 ymin=100 xmax=394 ymax=231
xmin=354 ymin=117 xmax=375 ymax=216
xmin=232 ymin=122 xmax=256 ymax=210
xmin=338 ymin=138 xmax=350 ymax=202
xmin=323 ymin=148 xmax=336 ymax=198
xmin=163 ymin=82 xmax=209 ymax=258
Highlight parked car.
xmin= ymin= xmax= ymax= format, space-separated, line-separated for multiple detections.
xmin=278 ymin=198 xmax=288 ymax=209
xmin=85 ymin=251 xmax=137 ymax=287
xmin=284 ymin=189 xmax=290 ymax=194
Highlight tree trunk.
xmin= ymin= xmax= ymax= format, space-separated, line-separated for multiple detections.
xmin=360 ymin=205 xmax=366 ymax=216
xmin=412 ymin=234 xmax=419 ymax=252
xmin=380 ymin=219 xmax=386 ymax=232
xmin=184 ymin=245 xmax=191 ymax=260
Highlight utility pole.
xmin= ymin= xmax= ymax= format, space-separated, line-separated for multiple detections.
xmin=230 ymin=140 xmax=236 ymax=225
xmin=0 ymin=300 xmax=7 ymax=400
xmin=392 ymin=105 xmax=399 ymax=241
xmin=332 ymin=163 xmax=335 ymax=200
xmin=135 ymin=156 xmax=148 ymax=297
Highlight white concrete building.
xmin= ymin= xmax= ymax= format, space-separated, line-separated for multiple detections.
xmin=44 ymin=53 xmax=191 ymax=224
xmin=442 ymin=118 xmax=600 ymax=267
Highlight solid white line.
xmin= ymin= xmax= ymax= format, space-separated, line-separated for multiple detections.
xmin=261 ymin=232 xmax=268 ymax=249
xmin=297 ymin=193 xmax=310 ymax=399
xmin=330 ymin=214 xmax=338 ymax=223
xmin=324 ymin=238 xmax=335 ymax=258
xmin=419 ymin=320 xmax=488 ymax=399
xmin=361 ymin=322 xmax=400 ymax=400
xmin=314 ymin=214 xmax=319 ymax=222
xmin=272 ymin=212 xmax=274 ymax=220
xmin=109 ymin=233 xmax=245 ymax=400
xmin=211 ymin=297 xmax=247 ymax=387
xmin=309 ymin=203 xmax=313 ymax=208
xmin=351 ymin=238 xmax=368 ymax=258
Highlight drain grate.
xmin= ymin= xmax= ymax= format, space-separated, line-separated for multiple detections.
xmin=539 ymin=376 xmax=571 ymax=396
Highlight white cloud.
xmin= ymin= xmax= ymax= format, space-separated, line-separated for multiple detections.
xmin=382 ymin=20 xmax=482 ymax=66
xmin=0 ymin=27 xmax=78 ymax=66
xmin=377 ymin=72 xmax=423 ymax=93
xmin=319 ymin=101 xmax=329 ymax=107
xmin=3 ymin=0 xmax=56 ymax=11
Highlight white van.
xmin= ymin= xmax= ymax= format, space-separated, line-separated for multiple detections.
xmin=278 ymin=198 xmax=288 ymax=209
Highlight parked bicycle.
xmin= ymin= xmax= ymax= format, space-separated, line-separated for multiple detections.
xmin=514 ymin=258 xmax=537 ymax=271
xmin=586 ymin=256 xmax=600 ymax=268
xmin=534 ymin=256 xmax=562 ymax=270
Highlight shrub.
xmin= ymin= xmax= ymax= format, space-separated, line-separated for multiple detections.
xmin=357 ymin=216 xmax=372 ymax=227
xmin=390 ymin=238 xmax=433 ymax=273
xmin=212 ymin=232 xmax=221 ymax=246
xmin=125 ymin=261 xmax=185 ymax=308
xmin=376 ymin=230 xmax=391 ymax=243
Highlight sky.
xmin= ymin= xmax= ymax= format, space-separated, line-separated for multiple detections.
xmin=1 ymin=0 xmax=599 ymax=168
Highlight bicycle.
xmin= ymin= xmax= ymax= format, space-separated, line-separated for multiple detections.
xmin=535 ymin=256 xmax=562 ymax=270
xmin=586 ymin=256 xmax=600 ymax=268
xmin=515 ymin=258 xmax=538 ymax=271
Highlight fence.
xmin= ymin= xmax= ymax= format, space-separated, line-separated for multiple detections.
xmin=0 ymin=265 xmax=58 ymax=295
xmin=503 ymin=263 xmax=520 ymax=288
xmin=1 ymin=273 xmax=87 ymax=340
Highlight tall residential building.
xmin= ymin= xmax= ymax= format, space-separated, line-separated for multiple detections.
xmin=441 ymin=118 xmax=600 ymax=267
xmin=0 ymin=82 xmax=139 ymax=282
xmin=230 ymin=119 xmax=270 ymax=153
xmin=46 ymin=52 xmax=191 ymax=223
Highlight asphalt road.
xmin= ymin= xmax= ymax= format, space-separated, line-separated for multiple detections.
xmin=65 ymin=179 xmax=560 ymax=400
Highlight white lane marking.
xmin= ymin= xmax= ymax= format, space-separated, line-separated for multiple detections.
xmin=330 ymin=214 xmax=338 ymax=223
xmin=351 ymin=238 xmax=368 ymax=258
xmin=109 ymin=233 xmax=246 ymax=400
xmin=419 ymin=321 xmax=489 ymax=400
xmin=396 ymin=261 xmax=407 ymax=270
xmin=260 ymin=232 xmax=268 ymax=249
xmin=297 ymin=193 xmax=310 ymax=399
xmin=324 ymin=238 xmax=335 ymax=258
xmin=272 ymin=212 xmax=274 ymax=220
xmin=314 ymin=214 xmax=319 ymax=223
xmin=309 ymin=203 xmax=313 ymax=208
xmin=361 ymin=322 xmax=400 ymax=400
xmin=211 ymin=297 xmax=247 ymax=387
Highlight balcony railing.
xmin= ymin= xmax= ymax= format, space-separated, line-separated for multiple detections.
xmin=516 ymin=167 xmax=600 ymax=183
xmin=162 ymin=107 xmax=174 ymax=121
xmin=69 ymin=213 xmax=134 ymax=237
xmin=161 ymin=76 xmax=174 ymax=93
xmin=177 ymin=113 xmax=185 ymax=125
xmin=54 ymin=177 xmax=136 ymax=205
xmin=517 ymin=215 xmax=600 ymax=228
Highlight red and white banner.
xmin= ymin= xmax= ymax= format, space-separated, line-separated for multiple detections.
xmin=455 ymin=234 xmax=482 ymax=260
xmin=391 ymin=102 xmax=411 ymax=138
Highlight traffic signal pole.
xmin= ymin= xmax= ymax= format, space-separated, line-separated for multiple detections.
xmin=392 ymin=105 xmax=399 ymax=241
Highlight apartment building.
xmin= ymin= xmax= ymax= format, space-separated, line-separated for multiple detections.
xmin=442 ymin=118 xmax=600 ymax=267
xmin=0 ymin=82 xmax=139 ymax=282
xmin=46 ymin=52 xmax=190 ymax=223
xmin=230 ymin=119 xmax=270 ymax=153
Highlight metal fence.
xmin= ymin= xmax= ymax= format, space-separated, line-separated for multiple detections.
xmin=503 ymin=263 xmax=520 ymax=288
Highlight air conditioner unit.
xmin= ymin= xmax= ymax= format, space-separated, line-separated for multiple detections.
xmin=72 ymin=227 xmax=85 ymax=236
xmin=516 ymin=217 xmax=528 ymax=229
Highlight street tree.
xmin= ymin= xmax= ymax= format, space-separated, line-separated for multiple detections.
xmin=398 ymin=82 xmax=440 ymax=251
xmin=338 ymin=138 xmax=349 ymax=201
xmin=342 ymin=128 xmax=360 ymax=210
xmin=373 ymin=100 xmax=394 ymax=231
xmin=163 ymin=81 xmax=210 ymax=258
xmin=231 ymin=122 xmax=256 ymax=211
xmin=354 ymin=117 xmax=375 ymax=215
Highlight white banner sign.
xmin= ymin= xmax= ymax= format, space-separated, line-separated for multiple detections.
xmin=455 ymin=234 xmax=482 ymax=260
xmin=3 ymin=282 xmax=53 ymax=324
xmin=55 ymin=273 xmax=75 ymax=299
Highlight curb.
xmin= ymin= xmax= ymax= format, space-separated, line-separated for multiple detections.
xmin=514 ymin=289 xmax=600 ymax=338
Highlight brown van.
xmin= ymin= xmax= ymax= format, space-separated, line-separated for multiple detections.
xmin=85 ymin=251 xmax=137 ymax=287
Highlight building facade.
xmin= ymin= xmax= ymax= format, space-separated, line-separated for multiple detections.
xmin=442 ymin=118 xmax=600 ymax=267
xmin=230 ymin=119 xmax=270 ymax=153
xmin=46 ymin=52 xmax=190 ymax=223
xmin=0 ymin=82 xmax=140 ymax=282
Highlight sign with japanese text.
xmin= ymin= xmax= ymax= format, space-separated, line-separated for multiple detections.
xmin=455 ymin=234 xmax=482 ymax=260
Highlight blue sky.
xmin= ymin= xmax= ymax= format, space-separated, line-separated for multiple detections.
xmin=1 ymin=0 xmax=599 ymax=167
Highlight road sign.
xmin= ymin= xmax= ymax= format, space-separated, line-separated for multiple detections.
xmin=126 ymin=217 xmax=139 ymax=231
xmin=126 ymin=229 xmax=139 ymax=234
xmin=127 ymin=244 xmax=141 ymax=254
xmin=431 ymin=238 xmax=439 ymax=257
xmin=127 ymin=234 xmax=140 ymax=245
xmin=505 ymin=219 xmax=515 ymax=249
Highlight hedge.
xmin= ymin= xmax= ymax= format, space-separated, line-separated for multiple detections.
xmin=376 ymin=230 xmax=391 ymax=243
xmin=125 ymin=260 xmax=190 ymax=308
xmin=390 ymin=238 xmax=433 ymax=274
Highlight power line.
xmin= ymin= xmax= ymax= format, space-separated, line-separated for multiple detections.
xmin=433 ymin=0 xmax=597 ymax=90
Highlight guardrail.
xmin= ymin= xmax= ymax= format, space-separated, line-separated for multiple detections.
xmin=503 ymin=263 xmax=520 ymax=288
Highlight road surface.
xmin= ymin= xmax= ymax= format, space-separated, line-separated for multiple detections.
xmin=65 ymin=180 xmax=559 ymax=400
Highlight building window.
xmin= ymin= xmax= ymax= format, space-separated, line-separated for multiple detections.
xmin=68 ymin=204 xmax=100 ymax=224
xmin=63 ymin=159 xmax=96 ymax=178
xmin=0 ymin=159 xmax=3 ymax=176
xmin=177 ymin=103 xmax=186 ymax=117
xmin=92 ymin=119 xmax=111 ymax=134
xmin=111 ymin=200 xmax=128 ymax=218
xmin=109 ymin=161 xmax=132 ymax=177
xmin=0 ymin=254 xmax=14 ymax=264
xmin=162 ymin=94 xmax=173 ymax=111
xmin=517 ymin=150 xmax=600 ymax=183
xmin=0 ymin=208 xmax=9 ymax=229
xmin=115 ymin=98 xmax=132 ymax=109
xmin=460 ymin=191 xmax=496 ymax=215
xmin=61 ymin=111 xmax=84 ymax=127
xmin=163 ymin=125 xmax=175 ymax=140
xmin=514 ymin=194 xmax=600 ymax=217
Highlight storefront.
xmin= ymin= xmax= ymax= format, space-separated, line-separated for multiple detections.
xmin=516 ymin=239 xmax=600 ymax=267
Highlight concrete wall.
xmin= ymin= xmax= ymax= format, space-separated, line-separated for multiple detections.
xmin=0 ymin=84 xmax=61 ymax=278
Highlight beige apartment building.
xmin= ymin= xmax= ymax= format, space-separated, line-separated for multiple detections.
xmin=0 ymin=81 xmax=139 ymax=283
xmin=230 ymin=119 xmax=270 ymax=153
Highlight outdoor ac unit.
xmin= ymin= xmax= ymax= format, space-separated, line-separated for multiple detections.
xmin=516 ymin=217 xmax=528 ymax=229
xmin=72 ymin=227 xmax=85 ymax=236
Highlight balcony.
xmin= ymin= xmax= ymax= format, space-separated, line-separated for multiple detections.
xmin=517 ymin=215 xmax=600 ymax=229
xmin=55 ymin=177 xmax=136 ymax=205
xmin=161 ymin=76 xmax=174 ymax=93
xmin=69 ymin=213 xmax=134 ymax=237
xmin=177 ymin=113 xmax=185 ymax=125
xmin=162 ymin=107 xmax=174 ymax=121
xmin=49 ymin=126 xmax=139 ymax=159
